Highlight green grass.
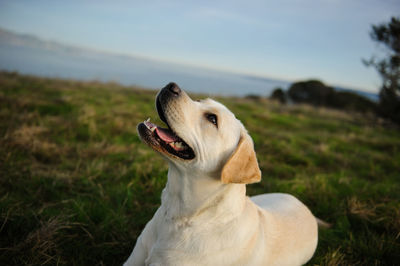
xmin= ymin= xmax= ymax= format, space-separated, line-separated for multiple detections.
xmin=1 ymin=71 xmax=399 ymax=265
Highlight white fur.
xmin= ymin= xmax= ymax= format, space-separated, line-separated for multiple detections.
xmin=125 ymin=91 xmax=318 ymax=266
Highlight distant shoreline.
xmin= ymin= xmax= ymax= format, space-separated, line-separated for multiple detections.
xmin=0 ymin=27 xmax=378 ymax=100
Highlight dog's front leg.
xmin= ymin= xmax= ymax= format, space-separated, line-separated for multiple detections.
xmin=124 ymin=218 xmax=156 ymax=266
xmin=123 ymin=234 xmax=148 ymax=266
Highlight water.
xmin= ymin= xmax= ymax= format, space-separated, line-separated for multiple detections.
xmin=0 ymin=43 xmax=288 ymax=97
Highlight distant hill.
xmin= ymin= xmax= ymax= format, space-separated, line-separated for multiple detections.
xmin=0 ymin=28 xmax=85 ymax=54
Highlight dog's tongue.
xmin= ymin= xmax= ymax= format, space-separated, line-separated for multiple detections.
xmin=155 ymin=127 xmax=179 ymax=143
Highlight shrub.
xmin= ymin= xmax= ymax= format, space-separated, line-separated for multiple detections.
xmin=270 ymin=87 xmax=287 ymax=104
xmin=288 ymin=80 xmax=377 ymax=113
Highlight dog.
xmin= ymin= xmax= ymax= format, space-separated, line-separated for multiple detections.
xmin=124 ymin=83 xmax=318 ymax=266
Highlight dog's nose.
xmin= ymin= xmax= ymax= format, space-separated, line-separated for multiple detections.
xmin=165 ymin=82 xmax=181 ymax=95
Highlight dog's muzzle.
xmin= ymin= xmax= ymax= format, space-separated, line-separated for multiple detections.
xmin=137 ymin=82 xmax=195 ymax=160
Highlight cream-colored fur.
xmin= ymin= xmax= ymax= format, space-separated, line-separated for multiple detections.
xmin=125 ymin=87 xmax=318 ymax=266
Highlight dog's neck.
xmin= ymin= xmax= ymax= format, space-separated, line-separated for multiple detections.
xmin=161 ymin=163 xmax=247 ymax=222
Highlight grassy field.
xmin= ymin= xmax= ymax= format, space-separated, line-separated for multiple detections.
xmin=1 ymin=71 xmax=399 ymax=265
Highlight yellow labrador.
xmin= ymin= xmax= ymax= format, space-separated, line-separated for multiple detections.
xmin=125 ymin=83 xmax=318 ymax=266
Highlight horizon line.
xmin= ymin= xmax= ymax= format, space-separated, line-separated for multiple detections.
xmin=0 ymin=26 xmax=378 ymax=94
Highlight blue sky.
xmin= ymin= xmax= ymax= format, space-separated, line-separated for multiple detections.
xmin=0 ymin=0 xmax=399 ymax=92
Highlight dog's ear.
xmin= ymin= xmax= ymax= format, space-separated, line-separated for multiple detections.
xmin=221 ymin=131 xmax=261 ymax=184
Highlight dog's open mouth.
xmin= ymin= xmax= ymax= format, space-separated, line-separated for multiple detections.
xmin=137 ymin=118 xmax=195 ymax=160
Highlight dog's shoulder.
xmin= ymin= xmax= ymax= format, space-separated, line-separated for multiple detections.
xmin=250 ymin=193 xmax=316 ymax=231
xmin=250 ymin=193 xmax=305 ymax=212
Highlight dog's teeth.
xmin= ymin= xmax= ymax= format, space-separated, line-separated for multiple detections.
xmin=175 ymin=142 xmax=183 ymax=149
xmin=176 ymin=142 xmax=186 ymax=150
xmin=168 ymin=141 xmax=187 ymax=151
xmin=150 ymin=127 xmax=156 ymax=132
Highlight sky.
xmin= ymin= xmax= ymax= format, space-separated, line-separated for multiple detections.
xmin=0 ymin=0 xmax=399 ymax=93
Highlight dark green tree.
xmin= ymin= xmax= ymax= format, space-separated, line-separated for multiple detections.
xmin=287 ymin=80 xmax=334 ymax=106
xmin=270 ymin=87 xmax=286 ymax=104
xmin=364 ymin=17 xmax=400 ymax=123
xmin=287 ymin=80 xmax=376 ymax=113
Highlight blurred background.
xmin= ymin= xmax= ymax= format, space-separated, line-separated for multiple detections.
xmin=1 ymin=0 xmax=398 ymax=97
xmin=1 ymin=1 xmax=400 ymax=265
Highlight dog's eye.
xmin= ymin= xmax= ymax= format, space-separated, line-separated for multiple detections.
xmin=205 ymin=113 xmax=218 ymax=127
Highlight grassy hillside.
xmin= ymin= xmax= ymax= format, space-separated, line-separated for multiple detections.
xmin=1 ymin=71 xmax=399 ymax=265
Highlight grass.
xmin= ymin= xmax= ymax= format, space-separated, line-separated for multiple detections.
xmin=1 ymin=71 xmax=399 ymax=265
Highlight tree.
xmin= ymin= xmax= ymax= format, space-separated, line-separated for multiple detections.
xmin=364 ymin=17 xmax=400 ymax=123
xmin=287 ymin=79 xmax=377 ymax=113
xmin=270 ymin=87 xmax=286 ymax=104
xmin=288 ymin=80 xmax=334 ymax=106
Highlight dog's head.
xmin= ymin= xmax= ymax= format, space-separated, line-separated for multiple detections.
xmin=137 ymin=82 xmax=261 ymax=184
